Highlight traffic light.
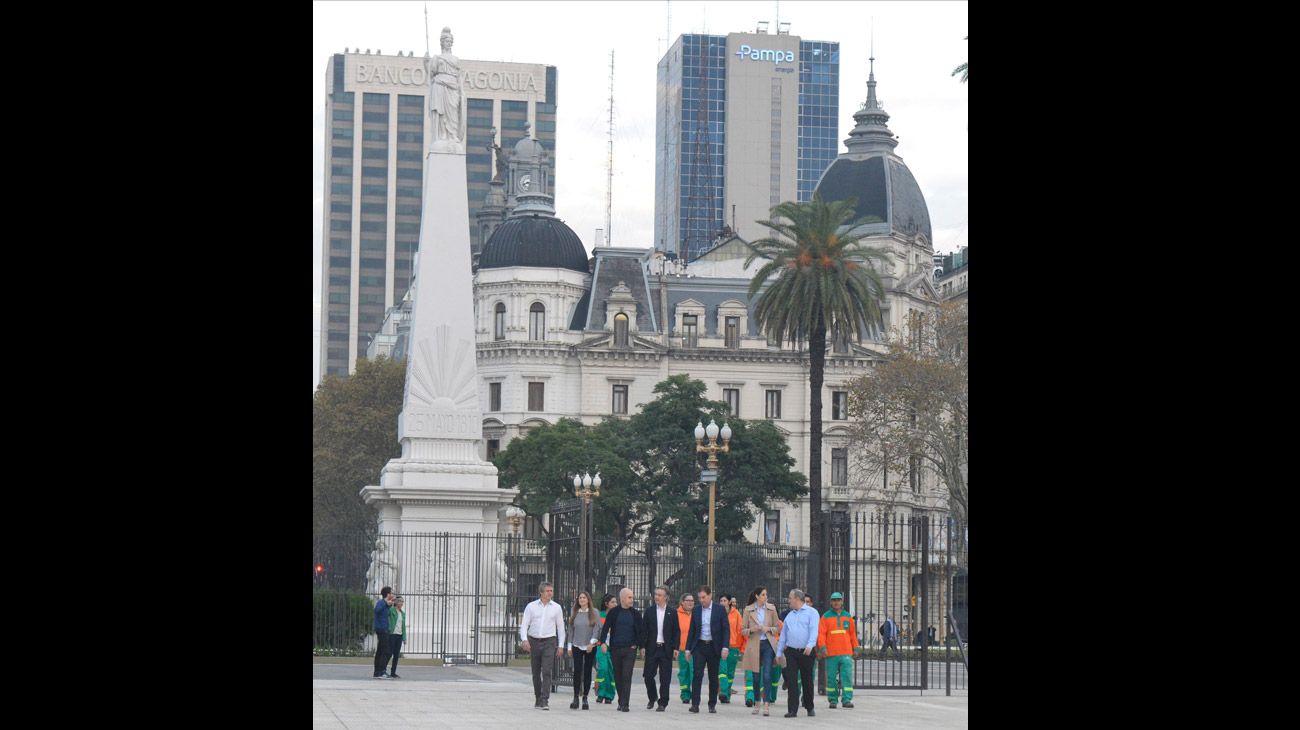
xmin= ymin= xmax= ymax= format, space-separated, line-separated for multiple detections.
xmin=910 ymin=595 xmax=917 ymax=608
xmin=314 ymin=563 xmax=325 ymax=581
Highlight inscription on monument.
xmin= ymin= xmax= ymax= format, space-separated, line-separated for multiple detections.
xmin=401 ymin=407 xmax=479 ymax=439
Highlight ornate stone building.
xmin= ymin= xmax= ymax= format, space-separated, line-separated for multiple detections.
xmin=369 ymin=69 xmax=952 ymax=546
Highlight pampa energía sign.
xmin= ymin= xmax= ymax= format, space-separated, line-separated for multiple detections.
xmin=735 ymin=45 xmax=795 ymax=64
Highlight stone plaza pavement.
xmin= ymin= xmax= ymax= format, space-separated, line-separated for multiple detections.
xmin=313 ymin=663 xmax=967 ymax=729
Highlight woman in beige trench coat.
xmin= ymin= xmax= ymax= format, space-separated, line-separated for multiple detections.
xmin=739 ymin=586 xmax=781 ymax=715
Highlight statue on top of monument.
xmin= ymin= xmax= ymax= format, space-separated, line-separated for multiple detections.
xmin=425 ymin=26 xmax=466 ymax=153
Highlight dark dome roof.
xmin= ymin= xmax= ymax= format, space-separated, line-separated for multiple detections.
xmin=479 ymin=214 xmax=589 ymax=273
xmin=815 ymin=155 xmax=932 ymax=243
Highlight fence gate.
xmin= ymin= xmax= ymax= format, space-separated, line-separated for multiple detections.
xmin=548 ymin=499 xmax=584 ymax=688
xmin=847 ymin=513 xmax=968 ymax=693
xmin=312 ymin=532 xmax=521 ymax=666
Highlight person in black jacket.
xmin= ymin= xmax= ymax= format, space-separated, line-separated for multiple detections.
xmin=684 ymin=585 xmax=731 ymax=713
xmin=641 ymin=585 xmax=680 ymax=711
xmin=597 ymin=587 xmax=644 ymax=712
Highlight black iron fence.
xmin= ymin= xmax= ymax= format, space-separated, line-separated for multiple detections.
xmin=313 ymin=531 xmax=546 ymax=664
xmin=314 ymin=510 xmax=967 ymax=694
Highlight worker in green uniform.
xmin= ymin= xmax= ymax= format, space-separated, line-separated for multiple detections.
xmin=818 ymin=592 xmax=859 ymax=708
xmin=594 ymin=593 xmax=617 ymax=703
xmin=719 ymin=594 xmax=743 ymax=702
xmin=675 ymin=592 xmax=695 ymax=703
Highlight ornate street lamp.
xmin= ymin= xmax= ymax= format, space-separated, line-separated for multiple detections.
xmin=573 ymin=471 xmax=601 ymax=595
xmin=694 ymin=419 xmax=731 ymax=587
xmin=505 ymin=505 xmax=526 ymax=627
xmin=505 ymin=505 xmax=526 ymax=536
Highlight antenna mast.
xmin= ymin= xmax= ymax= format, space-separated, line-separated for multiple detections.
xmin=660 ymin=0 xmax=672 ymax=56
xmin=606 ymin=49 xmax=615 ymax=246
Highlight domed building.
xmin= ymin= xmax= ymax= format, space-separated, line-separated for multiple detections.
xmin=472 ymin=130 xmax=595 ymax=452
xmin=814 ymin=57 xmax=939 ymax=338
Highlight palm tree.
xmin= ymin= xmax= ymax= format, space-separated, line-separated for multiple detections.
xmin=952 ymin=36 xmax=967 ymax=82
xmin=744 ymin=194 xmax=890 ymax=602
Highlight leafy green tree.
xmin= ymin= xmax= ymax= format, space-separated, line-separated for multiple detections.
xmin=494 ymin=374 xmax=807 ymax=588
xmin=493 ymin=417 xmax=642 ymax=541
xmin=626 ymin=375 xmax=805 ymax=544
xmin=744 ymin=194 xmax=890 ymax=603
xmin=313 ymin=356 xmax=406 ymax=539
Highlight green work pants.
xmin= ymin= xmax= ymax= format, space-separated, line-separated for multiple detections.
xmin=720 ymin=649 xmax=739 ymax=696
xmin=595 ymin=646 xmax=616 ymax=700
xmin=825 ymin=654 xmax=853 ymax=703
xmin=678 ymin=651 xmax=694 ymax=702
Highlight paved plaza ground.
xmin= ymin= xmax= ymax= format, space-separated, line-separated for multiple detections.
xmin=313 ymin=661 xmax=968 ymax=729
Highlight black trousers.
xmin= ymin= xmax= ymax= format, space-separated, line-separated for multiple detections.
xmin=388 ymin=634 xmax=404 ymax=674
xmin=691 ymin=640 xmax=722 ymax=708
xmin=373 ymin=629 xmax=391 ymax=676
xmin=643 ymin=643 xmax=673 ymax=706
xmin=784 ymin=651 xmax=815 ymax=714
xmin=571 ymin=647 xmax=595 ymax=698
xmin=611 ymin=645 xmax=637 ymax=709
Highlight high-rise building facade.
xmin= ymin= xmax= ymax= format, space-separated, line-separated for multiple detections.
xmin=655 ymin=30 xmax=838 ymax=262
xmin=320 ymin=51 xmax=557 ymax=378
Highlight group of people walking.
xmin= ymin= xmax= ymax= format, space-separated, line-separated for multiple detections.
xmin=371 ymin=586 xmax=407 ymax=679
xmin=517 ymin=581 xmax=863 ymax=717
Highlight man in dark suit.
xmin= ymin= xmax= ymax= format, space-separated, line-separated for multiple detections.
xmin=641 ymin=585 xmax=680 ymax=711
xmin=879 ymin=613 xmax=901 ymax=658
xmin=684 ymin=585 xmax=730 ymax=713
xmin=597 ymin=587 xmax=644 ymax=712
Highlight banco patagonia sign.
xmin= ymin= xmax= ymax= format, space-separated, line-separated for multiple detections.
xmin=355 ymin=63 xmax=539 ymax=92
xmin=735 ymin=45 xmax=795 ymax=64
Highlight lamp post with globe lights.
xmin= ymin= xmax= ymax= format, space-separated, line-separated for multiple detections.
xmin=694 ymin=419 xmax=731 ymax=587
xmin=573 ymin=471 xmax=601 ymax=594
xmin=505 ymin=505 xmax=526 ymax=619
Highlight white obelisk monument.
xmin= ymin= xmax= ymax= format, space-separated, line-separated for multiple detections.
xmin=360 ymin=27 xmax=518 ymax=662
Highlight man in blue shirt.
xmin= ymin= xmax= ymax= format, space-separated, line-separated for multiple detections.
xmin=372 ymin=586 xmax=394 ymax=678
xmin=776 ymin=589 xmax=818 ymax=717
xmin=681 ymin=584 xmax=733 ymax=711
xmin=684 ymin=585 xmax=730 ymax=714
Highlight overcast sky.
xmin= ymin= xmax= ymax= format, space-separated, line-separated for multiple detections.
xmin=313 ymin=1 xmax=968 ymax=388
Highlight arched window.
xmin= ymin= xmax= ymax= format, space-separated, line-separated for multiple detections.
xmin=529 ymin=302 xmax=545 ymax=341
xmin=494 ymin=302 xmax=506 ymax=341
xmin=613 ymin=312 xmax=629 ymax=347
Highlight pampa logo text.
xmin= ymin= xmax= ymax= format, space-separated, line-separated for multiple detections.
xmin=735 ymin=45 xmax=795 ymax=64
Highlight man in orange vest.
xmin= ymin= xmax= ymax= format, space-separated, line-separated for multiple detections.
xmin=675 ymin=592 xmax=695 ymax=704
xmin=719 ymin=594 xmax=745 ymax=703
xmin=817 ymin=592 xmax=859 ymax=708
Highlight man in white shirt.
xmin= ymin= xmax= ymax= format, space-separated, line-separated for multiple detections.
xmin=519 ymin=581 xmax=566 ymax=710
xmin=641 ymin=585 xmax=680 ymax=711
